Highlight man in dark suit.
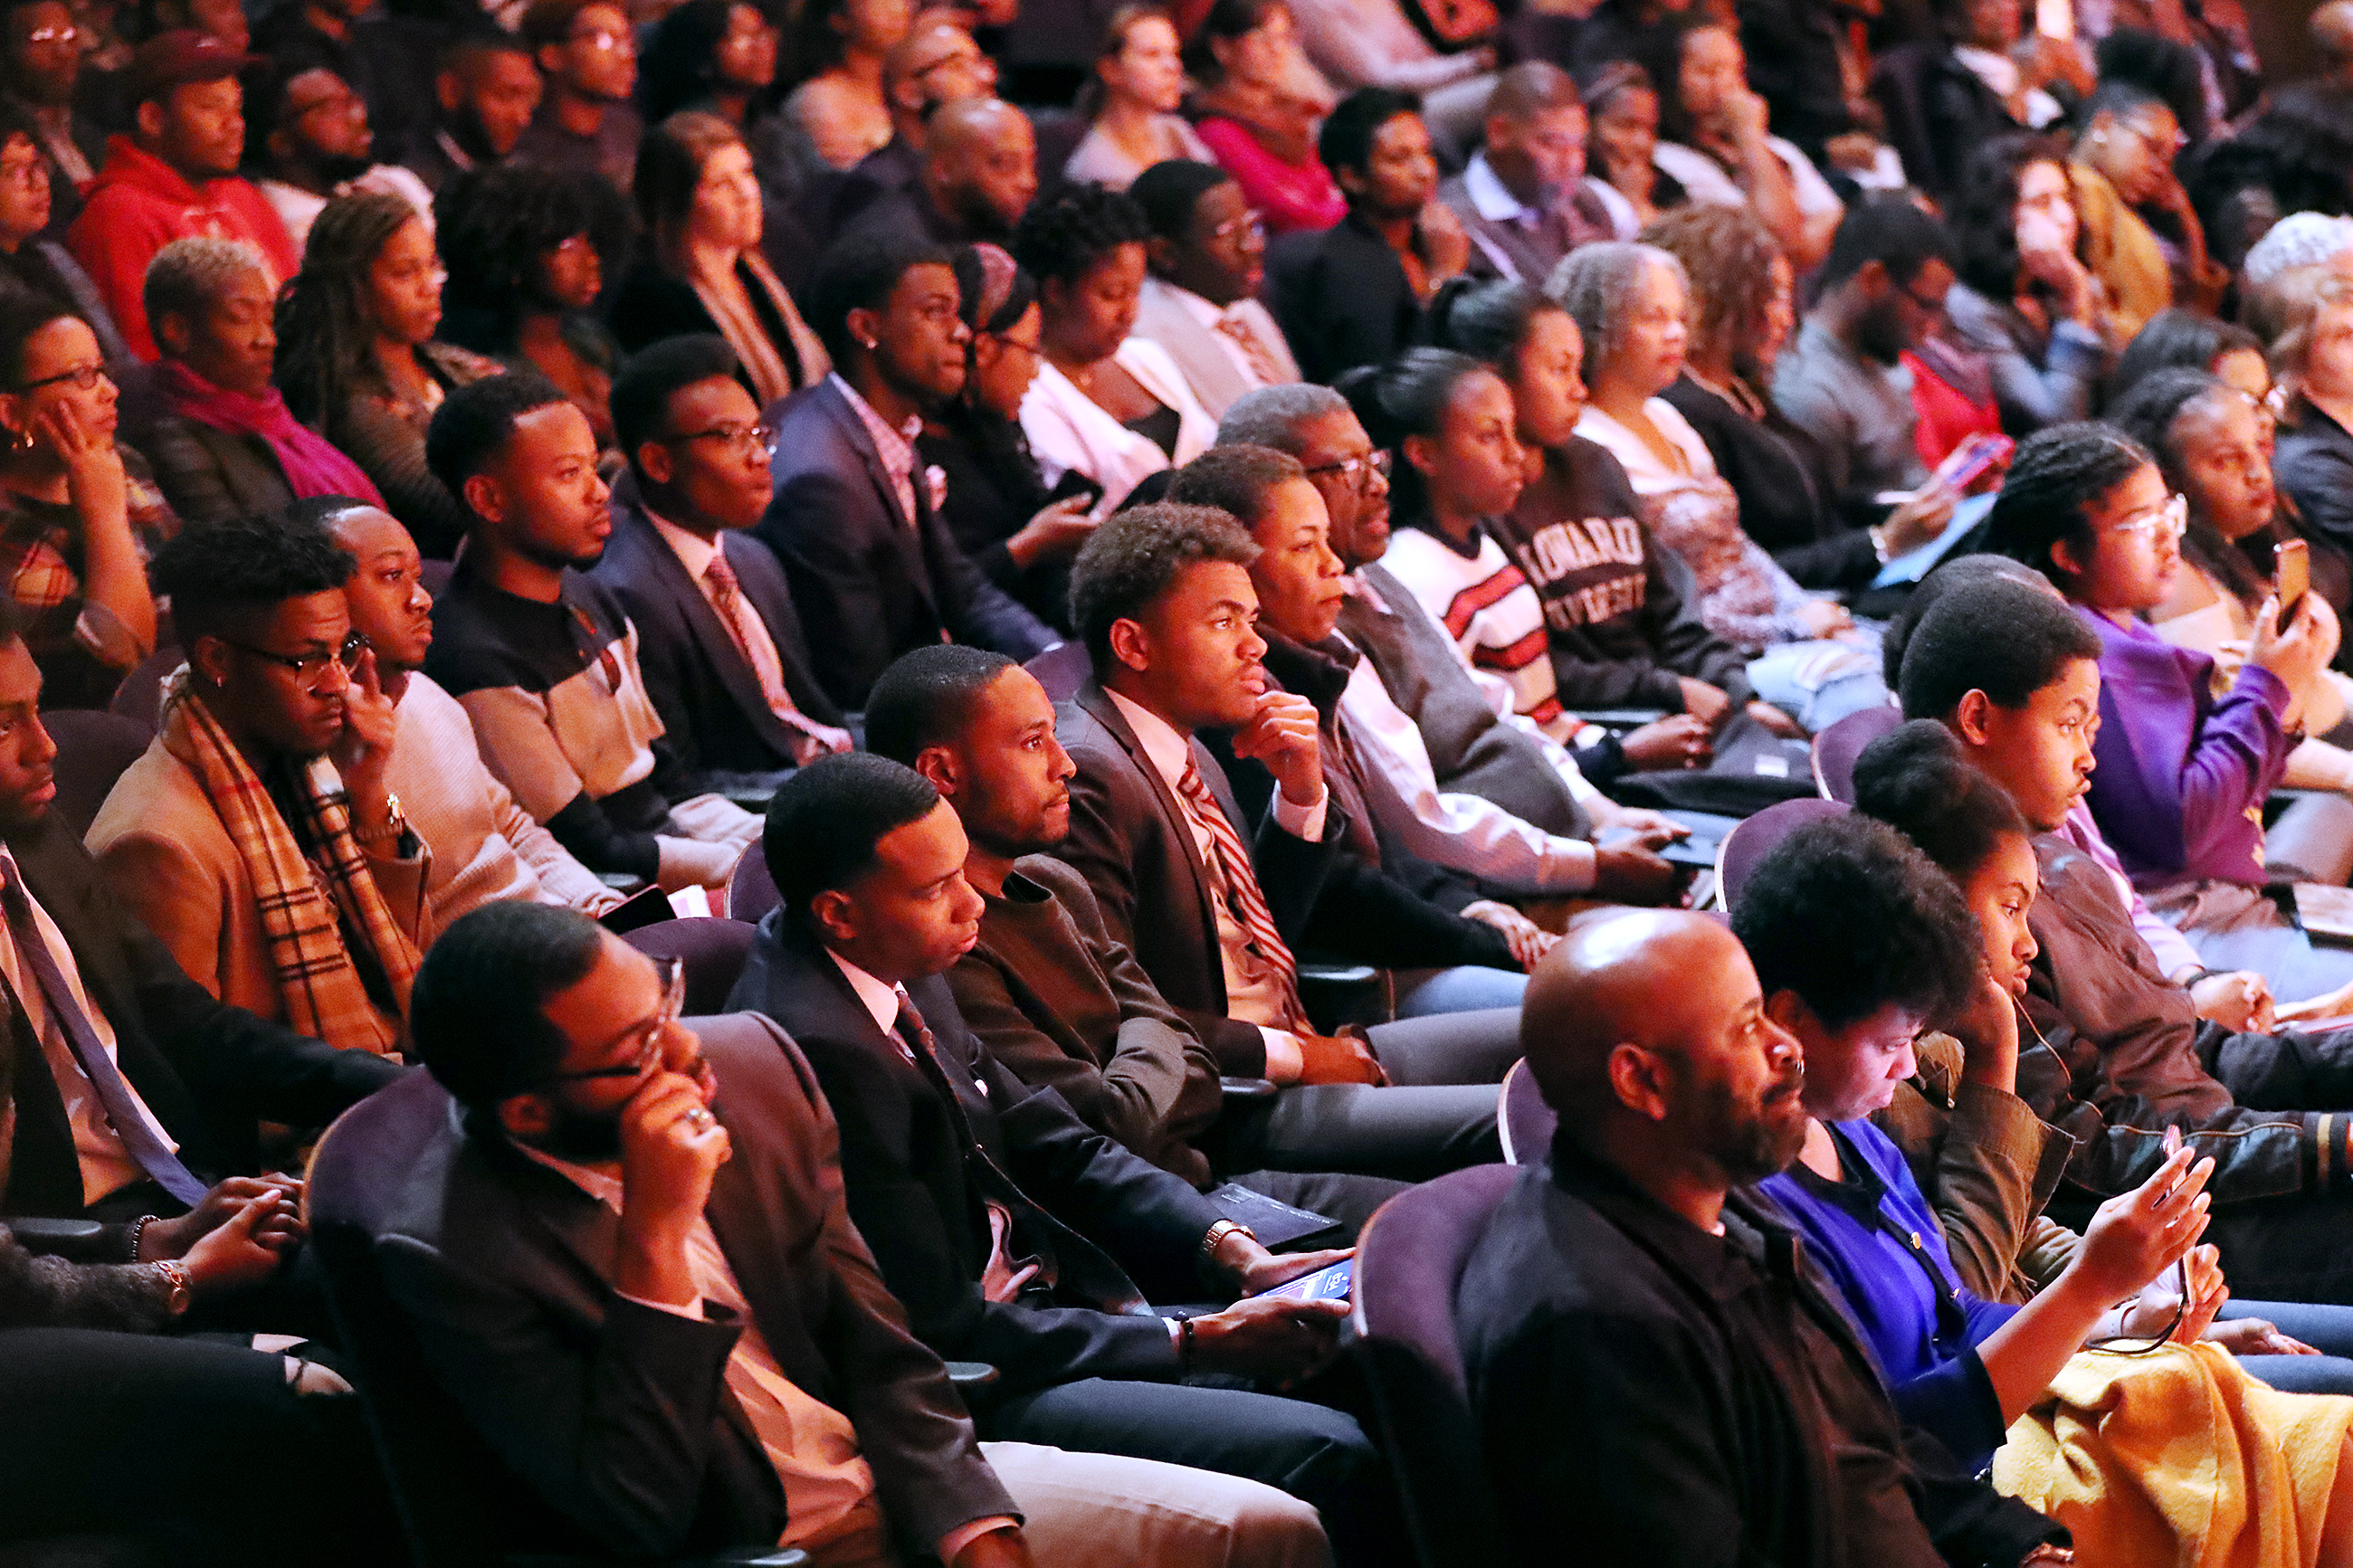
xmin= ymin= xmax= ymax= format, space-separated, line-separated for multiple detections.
xmin=727 ymin=754 xmax=1399 ymax=1568
xmin=757 ymin=230 xmax=1056 ymax=712
xmin=1457 ymin=908 xmax=2068 ymax=1567
xmin=382 ymin=901 xmax=1325 ymax=1567
xmin=595 ymin=336 xmax=853 ymax=800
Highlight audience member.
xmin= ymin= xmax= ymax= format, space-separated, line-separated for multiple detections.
xmin=88 ymin=509 xmax=422 ymax=1053
xmin=2270 ymin=269 xmax=2353 ymax=559
xmin=1283 ymin=0 xmax=1495 ymax=162
xmin=1654 ymin=22 xmax=1839 ymax=272
xmin=1267 ymin=88 xmax=1467 ymax=386
xmin=1575 ymin=61 xmax=1670 ymax=239
xmin=818 ymin=15 xmax=998 ymax=244
xmin=1946 ymin=134 xmax=2114 ymax=436
xmin=318 ymin=499 xmax=620 ymax=939
xmin=1898 ymin=0 xmax=2088 ymax=200
xmin=1064 ymin=5 xmax=1212 ymax=189
xmin=638 ymin=0 xmax=786 ymax=166
xmin=726 ymin=752 xmax=1388 ymax=1565
xmin=273 ymin=191 xmax=503 ymax=560
xmin=2112 ymin=307 xmax=2272 ymax=409
xmin=0 ymin=0 xmax=100 ymax=233
xmin=756 ymin=232 xmax=1056 ymax=711
xmin=1437 ymin=62 xmax=1610 ymax=287
xmin=918 ymin=242 xmax=1096 ymax=630
xmin=839 ymin=93 xmax=1036 ymax=251
xmin=0 ymin=100 xmax=126 ymax=361
xmin=611 ymin=110 xmax=829 ymax=405
xmin=1058 ymin=500 xmax=1522 ymax=1107
xmin=2240 ymin=211 xmax=2353 ymax=299
xmin=1456 ymin=906 xmax=2065 ymax=1564
xmin=423 ymin=371 xmax=760 ymax=893
xmin=1013 ymin=184 xmax=1214 ymax=510
xmin=1129 ymin=158 xmax=1300 ymax=421
xmin=2071 ymin=79 xmax=2220 ymax=334
xmin=1773 ymin=197 xmax=1952 ymax=523
xmin=66 ymin=31 xmax=296 ymax=363
xmin=595 ymin=334 xmax=851 ymax=792
xmin=247 ymin=0 xmax=387 ymax=168
xmin=405 ymin=28 xmax=542 ymax=194
xmin=391 ymin=898 xmax=1329 ymax=1568
xmin=136 ymin=236 xmax=380 ymax=530
xmin=247 ymin=64 xmax=433 ymax=255
xmin=782 ymin=0 xmax=909 ymax=172
xmin=1186 ymin=0 xmax=1345 ymax=238
xmin=0 ymin=292 xmax=169 ymax=709
xmin=512 ymin=0 xmax=642 ymax=191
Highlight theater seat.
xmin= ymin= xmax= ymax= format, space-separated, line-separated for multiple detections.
xmin=1024 ymin=641 xmax=1091 ymax=702
xmin=45 ymin=709 xmax=155 ymax=835
xmin=1717 ymin=798 xmax=1850 ymax=910
xmin=1349 ymin=1165 xmax=1517 ymax=1568
xmin=1497 ymin=1058 xmax=1550 ymax=1167
xmin=1810 ymin=704 xmax=1900 ymax=803
xmin=623 ymin=917 xmax=760 ymax=1014
xmin=104 ymin=645 xmax=185 ymax=733
xmin=729 ymin=841 xmax=779 ymax=926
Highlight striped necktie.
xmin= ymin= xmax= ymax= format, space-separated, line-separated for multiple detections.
xmin=1173 ymin=755 xmax=1309 ymax=1031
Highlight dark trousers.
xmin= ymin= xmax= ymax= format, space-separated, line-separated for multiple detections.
xmin=2184 ymin=1024 xmax=2353 ymax=1302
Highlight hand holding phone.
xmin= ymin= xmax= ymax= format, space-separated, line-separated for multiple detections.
xmin=2277 ymin=538 xmax=2310 ymax=633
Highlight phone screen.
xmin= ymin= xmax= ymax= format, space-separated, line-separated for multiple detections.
xmin=2278 ymin=538 xmax=2310 ymax=628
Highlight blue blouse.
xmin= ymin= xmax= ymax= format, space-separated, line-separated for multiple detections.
xmin=1759 ymin=1119 xmax=2020 ymax=1469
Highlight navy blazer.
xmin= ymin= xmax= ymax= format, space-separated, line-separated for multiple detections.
xmin=592 ymin=485 xmax=845 ymax=788
xmin=754 ymin=379 xmax=1056 ymax=711
xmin=725 ymin=914 xmax=1222 ymax=1398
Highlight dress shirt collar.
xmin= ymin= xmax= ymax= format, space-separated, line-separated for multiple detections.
xmin=1101 ymin=685 xmax=1195 ymax=790
xmin=1343 ymin=570 xmax=1392 ymax=616
xmin=1462 ymin=152 xmax=1540 ymax=224
xmin=513 ymin=1138 xmax=625 ymax=1212
xmin=829 ymin=372 xmax=922 ymax=481
xmin=826 ymin=948 xmax=905 ymax=1037
xmin=1164 ymin=279 xmax=1225 ymax=329
xmin=1548 ymin=1135 xmax=1777 ymax=1294
xmin=643 ymin=505 xmax=722 ymax=582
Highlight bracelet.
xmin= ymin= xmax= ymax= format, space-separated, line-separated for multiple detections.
xmin=1200 ymin=1219 xmax=1255 ymax=1265
xmin=129 ymin=1214 xmax=157 ymax=1262
xmin=1868 ymin=523 xmax=1892 ymax=565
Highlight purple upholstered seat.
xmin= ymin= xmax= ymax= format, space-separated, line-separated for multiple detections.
xmin=1810 ymin=703 xmax=1900 ymax=803
xmin=622 ymin=917 xmax=759 ymax=1015
xmin=1024 ymin=641 xmax=1091 ymax=702
xmin=46 ymin=708 xmax=155 ymax=835
xmin=1717 ymin=798 xmax=1850 ymax=911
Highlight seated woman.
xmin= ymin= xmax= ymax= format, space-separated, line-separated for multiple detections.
xmin=1065 ymin=5 xmax=1214 ymax=190
xmin=918 ymin=243 xmax=1098 ymax=631
xmin=0 ymin=101 xmax=128 ymax=365
xmin=0 ymin=293 xmax=169 ymax=708
xmin=1553 ymin=240 xmax=1885 ymax=734
xmin=779 ymin=0 xmax=909 ymax=172
xmin=2115 ymin=309 xmax=2274 ymax=411
xmin=610 ymin=111 xmax=831 ymax=410
xmin=1983 ymin=418 xmax=2353 ymax=997
xmin=1012 ymin=185 xmax=1214 ymax=511
xmin=1577 ymin=62 xmax=1680 ymax=240
xmin=434 ymin=163 xmax=625 ymax=456
xmin=1946 ymin=133 xmax=2116 ymax=435
xmin=138 ymin=237 xmax=383 ymax=529
xmin=2269 ymin=270 xmax=2353 ymax=564
xmin=273 ymin=192 xmax=502 ymax=560
xmin=1653 ymin=23 xmax=1840 ymax=272
xmin=1187 ymin=0 xmax=1346 ymax=237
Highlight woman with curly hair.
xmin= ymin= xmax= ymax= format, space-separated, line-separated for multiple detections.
xmin=1945 ymin=132 xmax=2116 ymax=435
xmin=780 ymin=0 xmax=909 ymax=170
xmin=273 ymin=190 xmax=501 ymax=560
xmin=610 ymin=110 xmax=829 ymax=408
xmin=1014 ymin=184 xmax=1214 ymax=509
xmin=434 ymin=162 xmax=625 ymax=452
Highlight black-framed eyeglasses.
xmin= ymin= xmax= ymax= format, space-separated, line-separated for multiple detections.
xmin=664 ymin=421 xmax=773 ymax=457
xmin=17 ymin=363 xmax=104 ymax=393
xmin=1209 ymin=211 xmax=1267 ymax=246
xmin=1302 ymin=449 xmax=1393 ymax=487
xmin=1899 ymin=280 xmax=1947 ymax=315
xmin=528 ymin=956 xmax=687 ymax=1086
xmin=223 ymin=630 xmax=367 ymax=690
xmin=982 ymin=331 xmax=1044 ymax=363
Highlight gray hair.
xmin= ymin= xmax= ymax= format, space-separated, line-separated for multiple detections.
xmin=1215 ymin=383 xmax=1348 ymax=454
xmin=1545 ymin=242 xmax=1687 ymax=383
xmin=2243 ymin=213 xmax=2353 ymax=291
xmin=142 ymin=237 xmax=269 ymax=346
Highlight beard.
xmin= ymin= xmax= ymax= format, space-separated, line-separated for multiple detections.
xmin=1853 ymin=299 xmax=1910 ymax=366
xmin=1682 ymin=1060 xmax=1810 ymax=1183
xmin=319 ymin=151 xmax=375 ymax=187
xmin=538 ymin=1105 xmax=624 ymax=1162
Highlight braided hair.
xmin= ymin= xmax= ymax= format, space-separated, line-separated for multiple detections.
xmin=1981 ymin=421 xmax=2155 ymax=591
xmin=273 ymin=191 xmax=424 ymax=439
xmin=2106 ymin=367 xmax=2276 ymax=609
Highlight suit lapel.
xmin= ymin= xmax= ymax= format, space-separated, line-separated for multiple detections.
xmin=818 ymin=383 xmax=939 ymax=618
xmin=622 ymin=508 xmax=804 ymax=760
xmin=1076 ymin=683 xmax=1223 ymax=979
xmin=703 ymin=1126 xmax=834 ymax=1407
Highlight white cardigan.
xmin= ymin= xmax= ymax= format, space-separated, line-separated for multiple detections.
xmin=1018 ymin=337 xmax=1216 ymax=511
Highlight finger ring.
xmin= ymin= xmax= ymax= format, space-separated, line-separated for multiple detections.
xmin=686 ymin=1107 xmax=713 ymax=1129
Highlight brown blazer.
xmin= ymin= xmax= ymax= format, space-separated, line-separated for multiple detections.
xmin=84 ymin=738 xmax=428 ymax=1051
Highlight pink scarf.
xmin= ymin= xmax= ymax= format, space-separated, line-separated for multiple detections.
xmin=151 ymin=360 xmax=386 ymax=508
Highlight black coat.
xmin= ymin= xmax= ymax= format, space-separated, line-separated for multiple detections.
xmin=1266 ymin=212 xmax=1424 ymax=385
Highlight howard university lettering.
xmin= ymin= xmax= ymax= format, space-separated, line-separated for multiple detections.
xmin=1512 ymin=513 xmax=1649 ymax=630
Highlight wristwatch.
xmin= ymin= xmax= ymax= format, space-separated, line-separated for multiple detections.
xmin=353 ymin=790 xmax=407 ymax=846
xmin=152 ymin=1259 xmax=190 ymax=1318
xmin=1201 ymin=1219 xmax=1256 ymax=1264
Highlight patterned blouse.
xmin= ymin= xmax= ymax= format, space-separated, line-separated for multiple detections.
xmin=0 ymin=442 xmax=177 ymax=709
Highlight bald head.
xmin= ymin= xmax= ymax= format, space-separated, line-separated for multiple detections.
xmin=923 ymin=98 xmax=1037 ymax=236
xmin=1526 ymin=911 xmax=1743 ymax=1115
xmin=2314 ymin=0 xmax=2353 ymax=68
xmin=886 ymin=18 xmax=995 ymax=127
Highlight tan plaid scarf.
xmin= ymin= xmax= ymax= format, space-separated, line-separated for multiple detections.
xmin=159 ymin=672 xmax=418 ymax=1054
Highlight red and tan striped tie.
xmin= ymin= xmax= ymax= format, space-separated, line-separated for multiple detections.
xmin=1175 ymin=754 xmax=1310 ymax=1030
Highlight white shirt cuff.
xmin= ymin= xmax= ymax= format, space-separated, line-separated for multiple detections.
xmin=1260 ymin=1028 xmax=1303 ymax=1084
xmin=1270 ymin=782 xmax=1328 ymax=843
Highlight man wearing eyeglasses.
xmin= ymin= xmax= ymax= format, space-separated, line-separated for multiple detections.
xmin=0 ymin=0 xmax=99 ymax=232
xmin=89 ymin=506 xmax=426 ymax=1056
xmin=1129 ymin=161 xmax=1299 ymax=423
xmin=513 ymin=0 xmax=641 ymax=193
xmin=593 ymin=335 xmax=852 ymax=799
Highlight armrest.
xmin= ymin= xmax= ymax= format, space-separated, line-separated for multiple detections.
xmin=7 ymin=1217 xmax=104 ymax=1246
xmin=946 ymin=1361 xmax=999 ymax=1392
xmin=1297 ymin=964 xmax=1377 ymax=986
xmin=596 ymin=871 xmax=648 ymax=893
xmin=1297 ymin=962 xmax=1386 ymax=1032
xmin=1219 ymin=1077 xmax=1278 ymax=1101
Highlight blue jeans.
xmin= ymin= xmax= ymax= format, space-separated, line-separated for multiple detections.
xmin=2220 ymin=1297 xmax=2353 ymax=1393
xmin=1393 ymin=965 xmax=1528 ymax=1018
xmin=1747 ymin=633 xmax=1891 ymax=735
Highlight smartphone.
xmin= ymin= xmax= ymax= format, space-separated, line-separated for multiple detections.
xmin=2035 ymin=0 xmax=2072 ymax=38
xmin=2278 ymin=538 xmax=2310 ymax=632
xmin=1931 ymin=432 xmax=2015 ymax=494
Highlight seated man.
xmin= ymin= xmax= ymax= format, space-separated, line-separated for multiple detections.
xmin=1059 ymin=502 xmax=1519 ymax=1107
xmin=247 ymin=62 xmax=432 ymax=253
xmin=1457 ymin=908 xmax=2066 ymax=1564
xmin=1436 ymin=63 xmax=1611 ymax=287
xmin=89 ymin=509 xmax=424 ymax=1056
xmin=812 ymin=17 xmax=999 ymax=249
xmin=405 ymin=27 xmax=541 ymax=193
xmin=510 ymin=0 xmax=640 ymax=192
xmin=423 ymin=371 xmax=761 ymax=894
xmin=757 ymin=232 xmax=1057 ymax=711
xmin=1171 ymin=442 xmax=1680 ymax=909
xmin=1129 ymin=160 xmax=1300 ymax=423
xmin=593 ymin=336 xmax=853 ymax=797
xmin=727 ymin=753 xmax=1396 ymax=1566
xmin=320 ymin=498 xmax=622 ymax=936
xmin=834 ymin=96 xmax=1038 ymax=252
xmin=0 ymin=595 xmax=398 ymax=1231
xmin=383 ymin=899 xmax=1329 ymax=1568
xmin=1877 ymin=569 xmax=2353 ymax=1305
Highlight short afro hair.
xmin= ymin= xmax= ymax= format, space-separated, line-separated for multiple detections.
xmin=1818 ymin=195 xmax=1956 ymax=290
xmin=1067 ymin=501 xmax=1258 ymax=673
xmin=1166 ymin=443 xmax=1305 ymax=530
xmin=1880 ymin=553 xmax=2051 ymax=689
xmin=1729 ymin=810 xmax=1980 ymax=1032
xmin=762 ymin=752 xmax=943 ymax=920
xmin=610 ymin=333 xmax=740 ymax=476
xmin=1319 ymin=85 xmax=1421 ymax=179
xmin=142 ymin=236 xmax=266 ymax=348
xmin=804 ymin=229 xmax=955 ymax=369
xmin=1853 ymin=717 xmax=2031 ymax=883
xmin=148 ymin=509 xmax=357 ymax=643
xmin=865 ymin=644 xmax=1019 ymax=765
xmin=1129 ymin=158 xmax=1234 ymax=243
xmin=411 ymin=899 xmax=608 ymax=1110
xmin=1011 ymin=184 xmax=1153 ymax=291
xmin=424 ymin=368 xmax=573 ymax=504
xmin=1894 ymin=571 xmax=2100 ymax=720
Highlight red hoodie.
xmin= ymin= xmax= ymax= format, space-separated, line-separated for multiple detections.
xmin=65 ymin=135 xmax=300 ymax=361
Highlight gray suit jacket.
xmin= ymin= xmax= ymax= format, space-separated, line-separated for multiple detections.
xmin=367 ymin=1012 xmax=1013 ymax=1559
xmin=1129 ymin=278 xmax=1300 ymax=423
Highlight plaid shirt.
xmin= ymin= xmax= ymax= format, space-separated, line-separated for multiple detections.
xmin=828 ymin=373 xmax=923 ymax=528
xmin=0 ymin=444 xmax=177 ymax=707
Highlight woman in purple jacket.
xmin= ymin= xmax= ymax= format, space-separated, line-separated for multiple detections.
xmin=1983 ymin=422 xmax=2353 ymax=999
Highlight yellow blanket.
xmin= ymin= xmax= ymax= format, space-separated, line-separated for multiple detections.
xmin=1994 ymin=1341 xmax=2353 ymax=1567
